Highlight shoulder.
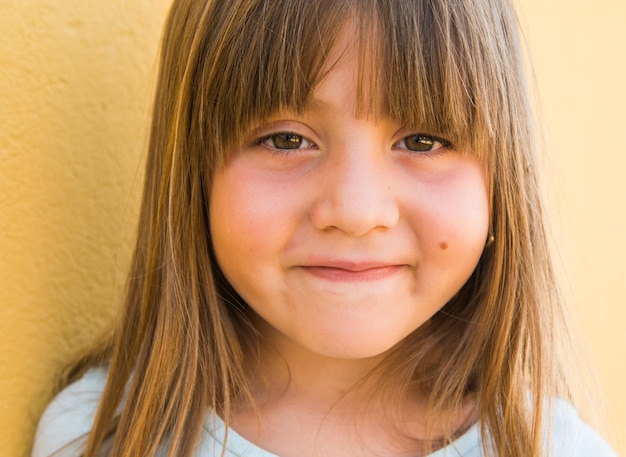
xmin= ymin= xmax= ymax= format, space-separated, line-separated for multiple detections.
xmin=546 ymin=398 xmax=618 ymax=457
xmin=428 ymin=399 xmax=618 ymax=457
xmin=32 ymin=367 xmax=108 ymax=457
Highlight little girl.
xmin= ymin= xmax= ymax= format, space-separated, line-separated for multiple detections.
xmin=32 ymin=0 xmax=618 ymax=456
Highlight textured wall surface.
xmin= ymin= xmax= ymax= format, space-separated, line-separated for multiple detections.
xmin=0 ymin=1 xmax=624 ymax=456
xmin=0 ymin=1 xmax=171 ymax=455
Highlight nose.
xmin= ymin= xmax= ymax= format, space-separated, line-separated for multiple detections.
xmin=310 ymin=148 xmax=400 ymax=236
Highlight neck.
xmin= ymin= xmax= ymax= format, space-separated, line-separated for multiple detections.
xmin=232 ymin=351 xmax=428 ymax=457
xmin=229 ymin=315 xmax=476 ymax=457
xmin=231 ymin=359 xmax=475 ymax=457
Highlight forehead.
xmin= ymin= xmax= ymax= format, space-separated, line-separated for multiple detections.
xmin=310 ymin=25 xmax=377 ymax=119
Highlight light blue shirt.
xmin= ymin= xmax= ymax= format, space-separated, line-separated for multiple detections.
xmin=32 ymin=367 xmax=618 ymax=457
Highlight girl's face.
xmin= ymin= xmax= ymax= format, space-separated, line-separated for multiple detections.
xmin=210 ymin=35 xmax=489 ymax=363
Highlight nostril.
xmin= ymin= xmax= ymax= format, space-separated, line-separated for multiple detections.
xmin=310 ymin=191 xmax=399 ymax=236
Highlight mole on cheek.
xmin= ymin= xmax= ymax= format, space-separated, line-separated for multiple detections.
xmin=439 ymin=241 xmax=448 ymax=250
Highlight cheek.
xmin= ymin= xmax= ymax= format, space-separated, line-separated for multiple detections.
xmin=209 ymin=164 xmax=305 ymax=271
xmin=209 ymin=170 xmax=254 ymax=269
xmin=412 ymin=161 xmax=489 ymax=258
xmin=210 ymin=167 xmax=276 ymax=307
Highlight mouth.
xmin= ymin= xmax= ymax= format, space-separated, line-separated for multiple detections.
xmin=297 ymin=262 xmax=408 ymax=282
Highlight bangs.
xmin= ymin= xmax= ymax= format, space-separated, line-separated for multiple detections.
xmin=189 ymin=0 xmax=524 ymax=162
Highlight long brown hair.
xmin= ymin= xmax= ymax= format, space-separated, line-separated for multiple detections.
xmin=77 ymin=0 xmax=579 ymax=455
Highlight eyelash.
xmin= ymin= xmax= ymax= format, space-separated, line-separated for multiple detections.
xmin=253 ymin=132 xmax=453 ymax=154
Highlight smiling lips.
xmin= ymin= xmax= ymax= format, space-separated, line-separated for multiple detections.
xmin=297 ymin=261 xmax=408 ymax=282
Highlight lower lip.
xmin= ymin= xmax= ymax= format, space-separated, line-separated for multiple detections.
xmin=299 ymin=265 xmax=406 ymax=282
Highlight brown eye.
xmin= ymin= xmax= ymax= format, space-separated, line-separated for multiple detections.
xmin=395 ymin=135 xmax=449 ymax=153
xmin=262 ymin=132 xmax=312 ymax=150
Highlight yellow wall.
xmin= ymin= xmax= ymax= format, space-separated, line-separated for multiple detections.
xmin=0 ymin=1 xmax=171 ymax=455
xmin=0 ymin=1 xmax=624 ymax=456
xmin=516 ymin=0 xmax=626 ymax=452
